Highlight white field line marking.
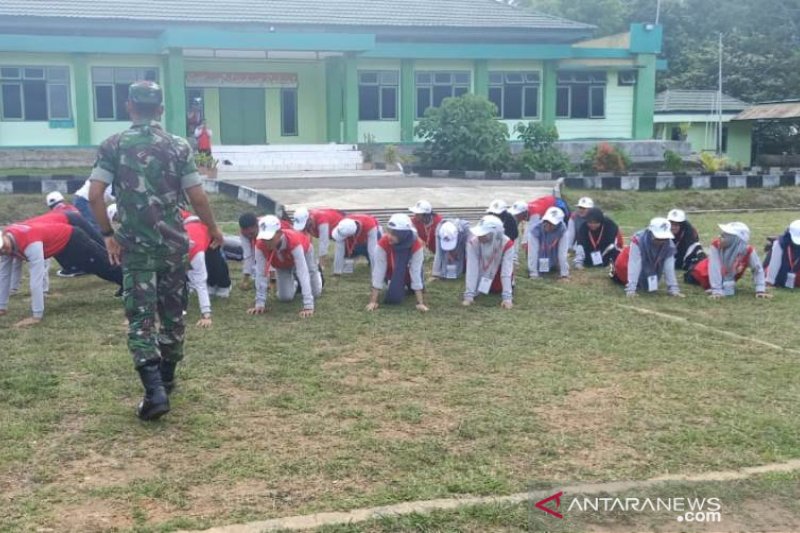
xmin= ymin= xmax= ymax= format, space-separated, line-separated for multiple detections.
xmin=182 ymin=459 xmax=800 ymax=533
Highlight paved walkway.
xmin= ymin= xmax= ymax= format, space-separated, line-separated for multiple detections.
xmin=219 ymin=170 xmax=557 ymax=210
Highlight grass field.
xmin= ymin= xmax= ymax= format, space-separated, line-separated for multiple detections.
xmin=1 ymin=189 xmax=799 ymax=532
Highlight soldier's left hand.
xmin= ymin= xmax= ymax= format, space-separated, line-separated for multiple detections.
xmin=209 ymin=228 xmax=225 ymax=249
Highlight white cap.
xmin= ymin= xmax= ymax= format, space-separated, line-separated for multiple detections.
xmin=486 ymin=199 xmax=508 ymax=215
xmin=292 ymin=207 xmax=310 ymax=231
xmin=649 ymin=217 xmax=673 ymax=239
xmin=470 ymin=215 xmax=504 ymax=237
xmin=718 ymin=222 xmax=750 ymax=243
xmin=577 ymin=197 xmax=594 ymax=209
xmin=46 ymin=191 xmax=64 ymax=208
xmin=256 ymin=215 xmax=283 ymax=241
xmin=542 ymin=206 xmax=565 ymax=226
xmin=508 ymin=200 xmax=528 ymax=217
xmin=789 ymin=220 xmax=800 ymax=246
xmin=409 ymin=200 xmax=432 ymax=215
xmin=332 ymin=218 xmax=358 ymax=241
xmin=667 ymin=209 xmax=686 ymax=223
xmin=438 ymin=221 xmax=459 ymax=251
xmin=387 ymin=213 xmax=414 ymax=232
xmin=106 ymin=203 xmax=118 ymax=222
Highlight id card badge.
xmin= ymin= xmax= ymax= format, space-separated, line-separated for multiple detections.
xmin=538 ymin=258 xmax=551 ymax=273
xmin=343 ymin=259 xmax=355 ymax=274
xmin=722 ymin=280 xmax=736 ymax=296
xmin=478 ymin=276 xmax=493 ymax=294
xmin=647 ymin=274 xmax=658 ymax=292
xmin=786 ymin=273 xmax=796 ymax=289
xmin=445 ymin=264 xmax=458 ymax=280
xmin=591 ymin=251 xmax=603 ymax=266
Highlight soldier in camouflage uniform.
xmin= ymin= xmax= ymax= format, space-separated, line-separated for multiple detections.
xmin=88 ymin=81 xmax=223 ymax=421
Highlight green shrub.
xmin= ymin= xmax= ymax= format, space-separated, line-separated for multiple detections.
xmin=384 ymin=144 xmax=399 ymax=166
xmin=699 ymin=152 xmax=727 ymax=173
xmin=663 ymin=149 xmax=683 ymax=172
xmin=514 ymin=122 xmax=572 ymax=173
xmin=414 ymin=94 xmax=510 ymax=171
xmin=582 ymin=142 xmax=631 ymax=173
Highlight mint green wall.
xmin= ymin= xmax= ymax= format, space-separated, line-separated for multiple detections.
xmin=356 ymin=59 xmax=401 ymax=143
xmin=203 ymin=88 xmax=221 ymax=143
xmin=556 ymin=68 xmax=634 ymax=140
xmin=0 ymin=52 xmax=79 ymax=146
xmin=726 ymin=121 xmax=752 ymax=166
xmin=185 ymin=59 xmax=327 ymax=144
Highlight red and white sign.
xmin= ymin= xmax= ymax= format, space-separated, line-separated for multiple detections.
xmin=185 ymin=71 xmax=298 ymax=88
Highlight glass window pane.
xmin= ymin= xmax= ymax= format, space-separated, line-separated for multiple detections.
xmin=360 ymin=71 xmax=379 ymax=84
xmin=94 ymin=85 xmax=114 ymax=120
xmin=416 ymin=72 xmax=431 ymax=84
xmin=1 ymin=83 xmax=23 ymax=119
xmin=505 ymin=72 xmax=524 ymax=84
xmin=524 ymin=86 xmax=539 ymax=117
xmin=488 ymin=86 xmax=503 ymax=116
xmin=1 ymin=67 xmax=21 ymax=79
xmin=434 ymin=72 xmax=451 ymax=84
xmin=489 ymin=72 xmax=503 ymax=85
xmin=590 ymin=86 xmax=605 ymax=117
xmin=48 ymin=84 xmax=70 ymax=119
xmin=590 ymin=72 xmax=607 ymax=83
xmin=380 ymin=71 xmax=398 ymax=85
xmin=47 ymin=67 xmax=69 ymax=82
xmin=432 ymin=85 xmax=451 ymax=107
xmin=23 ymin=81 xmax=48 ymax=121
xmin=115 ymin=83 xmax=130 ymax=121
xmin=416 ymin=87 xmax=431 ymax=118
xmin=571 ymin=84 xmax=590 ymax=118
xmin=557 ymin=72 xmax=572 ymax=83
xmin=453 ymin=72 xmax=470 ymax=84
xmin=503 ymin=84 xmax=523 ymax=119
xmin=453 ymin=86 xmax=469 ymax=98
xmin=281 ymin=88 xmax=298 ymax=136
xmin=380 ymin=86 xmax=397 ymax=120
xmin=556 ymin=86 xmax=570 ymax=117
xmin=525 ymin=72 xmax=540 ymax=83
xmin=92 ymin=67 xmax=114 ymax=83
xmin=142 ymin=68 xmax=158 ymax=82
xmin=24 ymin=68 xmax=45 ymax=79
xmin=115 ymin=68 xmax=137 ymax=83
xmin=359 ymin=85 xmax=380 ymax=120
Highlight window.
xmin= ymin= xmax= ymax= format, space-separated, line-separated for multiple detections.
xmin=92 ymin=67 xmax=159 ymax=121
xmin=358 ymin=70 xmax=398 ymax=121
xmin=0 ymin=66 xmax=71 ymax=121
xmin=618 ymin=70 xmax=637 ymax=86
xmin=415 ymin=71 xmax=471 ymax=118
xmin=556 ymin=70 xmax=607 ymax=119
xmin=281 ymin=88 xmax=298 ymax=136
xmin=488 ymin=71 xmax=540 ymax=119
xmin=721 ymin=125 xmax=729 ymax=153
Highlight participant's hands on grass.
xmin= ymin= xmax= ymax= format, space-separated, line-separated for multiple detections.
xmin=671 ymin=292 xmax=686 ymax=298
xmin=462 ymin=299 xmax=473 ymax=307
xmin=415 ymin=303 xmax=429 ymax=313
xmin=625 ymin=292 xmax=638 ymax=298
xmin=365 ymin=302 xmax=379 ymax=312
xmin=238 ymin=278 xmax=252 ymax=291
xmin=247 ymin=306 xmax=267 ymax=315
xmin=14 ymin=316 xmax=41 ymax=328
xmin=196 ymin=315 xmax=213 ymax=328
xmin=756 ymin=292 xmax=772 ymax=299
xmin=558 ymin=276 xmax=571 ymax=283
xmin=500 ymin=300 xmax=513 ymax=310
xmin=299 ymin=308 xmax=314 ymax=318
xmin=709 ymin=293 xmax=724 ymax=300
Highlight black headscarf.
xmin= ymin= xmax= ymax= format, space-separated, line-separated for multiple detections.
xmin=576 ymin=208 xmax=620 ymax=266
xmin=384 ymin=230 xmax=416 ymax=304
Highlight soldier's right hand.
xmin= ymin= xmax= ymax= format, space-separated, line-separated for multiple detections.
xmin=209 ymin=228 xmax=225 ymax=250
xmin=105 ymin=236 xmax=122 ymax=266
xmin=247 ymin=306 xmax=267 ymax=315
xmin=0 ymin=309 xmax=7 ymax=317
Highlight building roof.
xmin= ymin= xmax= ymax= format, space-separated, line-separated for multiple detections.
xmin=0 ymin=0 xmax=594 ymax=31
xmin=654 ymin=90 xmax=748 ymax=114
xmin=732 ymin=100 xmax=800 ymax=121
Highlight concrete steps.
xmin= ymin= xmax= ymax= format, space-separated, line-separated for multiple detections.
xmin=214 ymin=144 xmax=363 ymax=172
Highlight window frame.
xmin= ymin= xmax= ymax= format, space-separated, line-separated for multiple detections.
xmin=358 ymin=69 xmax=399 ymax=122
xmin=91 ymin=66 xmax=159 ymax=122
xmin=488 ymin=70 xmax=541 ymax=120
xmin=555 ymin=70 xmax=607 ymax=120
xmin=414 ymin=70 xmax=471 ymax=119
xmin=0 ymin=65 xmax=72 ymax=122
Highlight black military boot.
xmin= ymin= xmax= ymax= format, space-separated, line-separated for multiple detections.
xmin=160 ymin=359 xmax=177 ymax=395
xmin=137 ymin=363 xmax=170 ymax=421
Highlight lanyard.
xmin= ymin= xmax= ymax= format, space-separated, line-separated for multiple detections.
xmin=480 ymin=244 xmax=501 ymax=273
xmin=345 ymin=237 xmax=356 ymax=257
xmin=588 ymin=226 xmax=605 ymax=251
xmin=539 ymin=235 xmax=560 ymax=256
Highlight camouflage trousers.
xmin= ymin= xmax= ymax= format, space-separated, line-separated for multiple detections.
xmin=122 ymin=252 xmax=188 ymax=369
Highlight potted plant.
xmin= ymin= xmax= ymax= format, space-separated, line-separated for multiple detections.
xmin=196 ymin=153 xmax=219 ymax=179
xmin=384 ymin=144 xmax=399 ymax=171
xmin=361 ymin=133 xmax=377 ymax=170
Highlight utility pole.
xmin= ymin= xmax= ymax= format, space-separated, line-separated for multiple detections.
xmin=717 ymin=33 xmax=723 ymax=155
xmin=656 ymin=0 xmax=661 ymax=24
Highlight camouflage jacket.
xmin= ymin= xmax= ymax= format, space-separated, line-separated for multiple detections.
xmin=90 ymin=121 xmax=201 ymax=257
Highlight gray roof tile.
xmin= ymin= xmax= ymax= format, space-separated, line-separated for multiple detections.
xmin=655 ymin=90 xmax=748 ymax=113
xmin=0 ymin=0 xmax=594 ymax=30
